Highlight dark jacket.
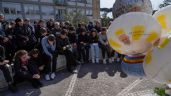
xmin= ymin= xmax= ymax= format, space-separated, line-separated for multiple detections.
xmin=14 ymin=59 xmax=39 ymax=76
xmin=68 ymin=33 xmax=77 ymax=44
xmin=0 ymin=45 xmax=5 ymax=62
xmin=89 ymin=35 xmax=99 ymax=44
xmin=56 ymin=37 xmax=70 ymax=54
xmin=77 ymin=34 xmax=90 ymax=45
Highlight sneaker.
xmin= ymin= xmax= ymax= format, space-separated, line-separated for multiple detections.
xmin=50 ymin=73 xmax=56 ymax=80
xmin=45 ymin=74 xmax=50 ymax=81
xmin=8 ymin=83 xmax=18 ymax=93
xmin=96 ymin=58 xmax=99 ymax=63
xmin=117 ymin=58 xmax=120 ymax=62
xmin=103 ymin=59 xmax=106 ymax=64
xmin=109 ymin=58 xmax=112 ymax=63
xmin=92 ymin=59 xmax=95 ymax=63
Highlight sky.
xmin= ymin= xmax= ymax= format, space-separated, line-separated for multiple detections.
xmin=100 ymin=0 xmax=164 ymax=10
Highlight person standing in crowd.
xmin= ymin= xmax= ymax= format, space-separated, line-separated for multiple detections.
xmin=0 ymin=36 xmax=15 ymax=62
xmin=94 ymin=21 xmax=101 ymax=33
xmin=77 ymin=28 xmax=90 ymax=63
xmin=13 ymin=18 xmax=32 ymax=51
xmin=13 ymin=50 xmax=42 ymax=89
xmin=46 ymin=18 xmax=55 ymax=33
xmin=87 ymin=22 xmax=94 ymax=31
xmin=57 ymin=30 xmax=77 ymax=73
xmin=51 ymin=22 xmax=61 ymax=37
xmin=0 ymin=14 xmax=8 ymax=36
xmin=35 ymin=20 xmax=46 ymax=40
xmin=29 ymin=49 xmax=44 ymax=73
xmin=0 ymin=45 xmax=17 ymax=92
xmin=68 ymin=26 xmax=77 ymax=59
xmin=89 ymin=28 xmax=100 ymax=63
xmin=41 ymin=34 xmax=57 ymax=81
xmin=24 ymin=18 xmax=37 ymax=50
xmin=5 ymin=21 xmax=15 ymax=39
xmin=99 ymin=27 xmax=113 ymax=64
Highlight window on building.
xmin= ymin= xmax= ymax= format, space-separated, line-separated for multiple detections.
xmin=41 ymin=6 xmax=54 ymax=15
xmin=41 ymin=6 xmax=55 ymax=19
xmin=54 ymin=0 xmax=65 ymax=4
xmin=67 ymin=8 xmax=76 ymax=14
xmin=2 ymin=2 xmax=22 ymax=15
xmin=40 ymin=0 xmax=53 ymax=3
xmin=68 ymin=0 xmax=76 ymax=1
xmin=86 ymin=0 xmax=92 ymax=4
xmin=86 ymin=9 xmax=92 ymax=16
xmin=55 ymin=9 xmax=66 ymax=20
xmin=24 ymin=4 xmax=39 ymax=15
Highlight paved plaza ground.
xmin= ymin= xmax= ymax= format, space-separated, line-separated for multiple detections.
xmin=1 ymin=62 xmax=162 ymax=96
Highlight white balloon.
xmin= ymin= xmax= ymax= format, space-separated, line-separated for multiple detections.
xmin=153 ymin=5 xmax=171 ymax=48
xmin=107 ymin=12 xmax=161 ymax=55
xmin=143 ymin=38 xmax=171 ymax=84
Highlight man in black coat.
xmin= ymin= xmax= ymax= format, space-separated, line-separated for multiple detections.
xmin=0 ymin=45 xmax=17 ymax=92
xmin=56 ymin=30 xmax=77 ymax=73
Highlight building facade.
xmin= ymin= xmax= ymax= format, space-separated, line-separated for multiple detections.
xmin=0 ymin=0 xmax=100 ymax=21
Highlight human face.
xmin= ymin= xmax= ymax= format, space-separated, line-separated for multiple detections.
xmin=48 ymin=40 xmax=55 ymax=45
xmin=0 ymin=16 xmax=4 ymax=22
xmin=18 ymin=20 xmax=24 ymax=26
xmin=20 ymin=54 xmax=29 ymax=62
xmin=33 ymin=53 xmax=38 ymax=58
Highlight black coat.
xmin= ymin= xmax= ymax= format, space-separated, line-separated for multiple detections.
xmin=89 ymin=35 xmax=99 ymax=44
xmin=14 ymin=59 xmax=39 ymax=76
xmin=68 ymin=33 xmax=77 ymax=44
xmin=56 ymin=37 xmax=70 ymax=54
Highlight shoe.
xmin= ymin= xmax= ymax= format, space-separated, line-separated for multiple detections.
xmin=96 ymin=58 xmax=99 ymax=63
xmin=117 ymin=58 xmax=120 ymax=62
xmin=50 ymin=73 xmax=56 ymax=80
xmin=103 ymin=59 xmax=106 ymax=64
xmin=92 ymin=59 xmax=95 ymax=63
xmin=73 ymin=69 xmax=78 ymax=74
xmin=45 ymin=74 xmax=50 ymax=81
xmin=36 ymin=80 xmax=43 ymax=87
xmin=8 ymin=83 xmax=18 ymax=93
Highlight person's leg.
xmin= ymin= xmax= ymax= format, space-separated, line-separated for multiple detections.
xmin=42 ymin=54 xmax=51 ymax=80
xmin=95 ymin=44 xmax=100 ymax=63
xmin=101 ymin=45 xmax=106 ymax=64
xmin=90 ymin=44 xmax=95 ymax=63
xmin=85 ymin=46 xmax=90 ymax=62
xmin=77 ymin=47 xmax=82 ymax=62
xmin=0 ymin=65 xmax=17 ymax=92
xmin=64 ymin=50 xmax=73 ymax=72
xmin=82 ymin=48 xmax=86 ymax=63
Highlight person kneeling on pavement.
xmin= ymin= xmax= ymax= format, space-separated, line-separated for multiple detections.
xmin=41 ymin=34 xmax=57 ymax=81
xmin=13 ymin=50 xmax=43 ymax=89
xmin=56 ymin=30 xmax=78 ymax=73
xmin=0 ymin=45 xmax=17 ymax=92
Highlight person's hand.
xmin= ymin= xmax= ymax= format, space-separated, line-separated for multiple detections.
xmin=39 ymin=65 xmax=44 ymax=71
xmin=63 ymin=47 xmax=66 ymax=50
xmin=3 ymin=60 xmax=9 ymax=64
xmin=33 ymin=74 xmax=40 ymax=79
xmin=80 ymin=42 xmax=84 ymax=44
xmin=3 ymin=37 xmax=9 ymax=43
xmin=22 ymin=66 xmax=28 ymax=70
xmin=8 ymin=35 xmax=13 ymax=39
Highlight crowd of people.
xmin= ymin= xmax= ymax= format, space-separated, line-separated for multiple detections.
xmin=0 ymin=13 xmax=123 ymax=93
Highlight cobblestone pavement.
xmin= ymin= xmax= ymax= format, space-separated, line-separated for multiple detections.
xmin=1 ymin=62 xmax=162 ymax=96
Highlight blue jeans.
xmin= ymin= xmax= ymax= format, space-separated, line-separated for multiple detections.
xmin=121 ymin=61 xmax=145 ymax=77
xmin=90 ymin=43 xmax=100 ymax=60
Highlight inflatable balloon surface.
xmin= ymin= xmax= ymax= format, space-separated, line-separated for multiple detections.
xmin=144 ymin=38 xmax=171 ymax=83
xmin=107 ymin=12 xmax=161 ymax=55
xmin=153 ymin=5 xmax=171 ymax=48
xmin=113 ymin=0 xmax=153 ymax=18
